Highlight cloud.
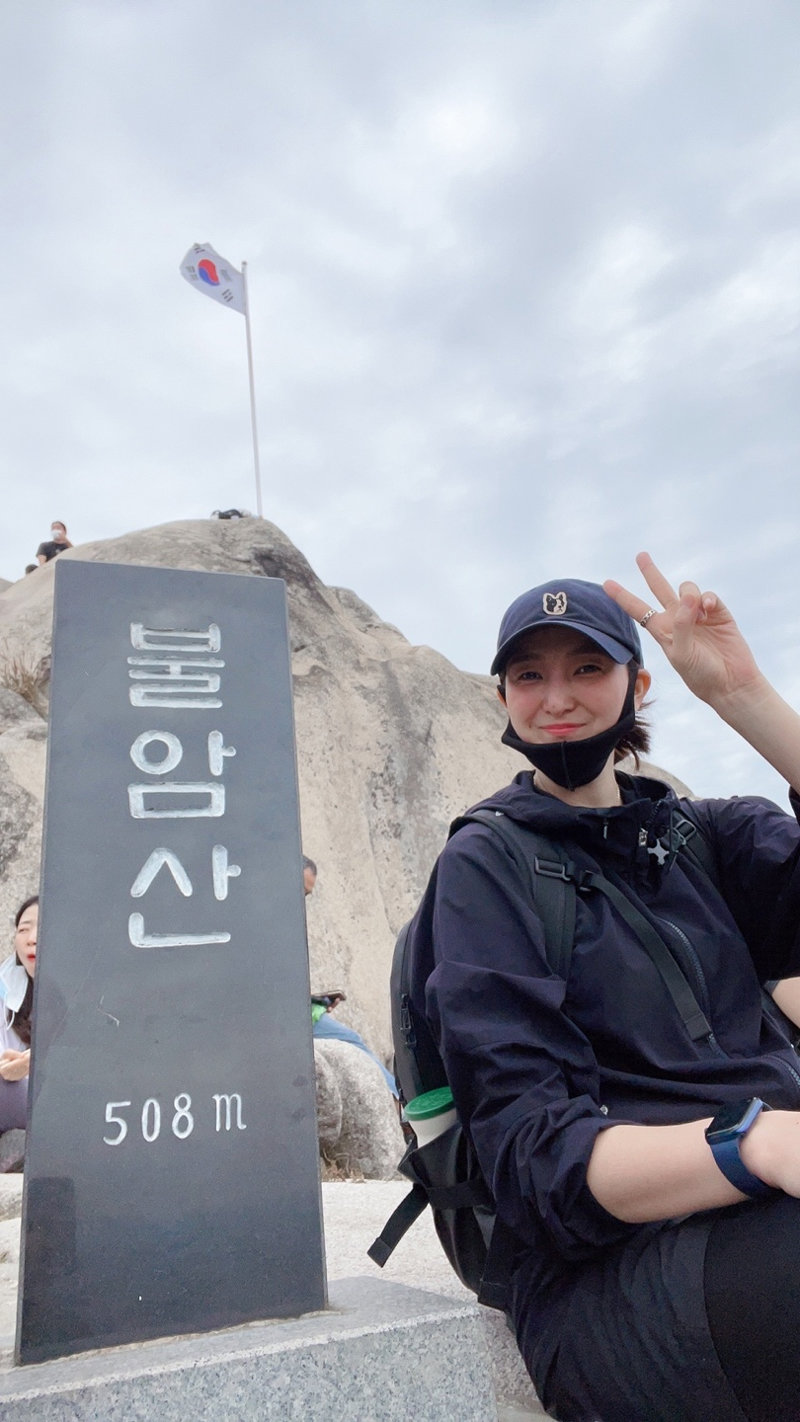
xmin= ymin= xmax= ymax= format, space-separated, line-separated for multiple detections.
xmin=2 ymin=0 xmax=799 ymax=799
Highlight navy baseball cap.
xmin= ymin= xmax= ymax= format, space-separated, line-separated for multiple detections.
xmin=491 ymin=578 xmax=642 ymax=676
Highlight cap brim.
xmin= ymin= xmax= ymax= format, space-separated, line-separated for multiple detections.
xmin=491 ymin=619 xmax=635 ymax=675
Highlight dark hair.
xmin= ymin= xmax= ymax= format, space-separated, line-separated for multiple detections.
xmin=51 ymin=521 xmax=67 ymax=532
xmin=613 ymin=663 xmax=651 ymax=766
xmin=14 ymin=895 xmax=38 ymax=928
xmin=10 ymin=895 xmax=38 ymax=1047
xmin=302 ymin=854 xmax=317 ymax=876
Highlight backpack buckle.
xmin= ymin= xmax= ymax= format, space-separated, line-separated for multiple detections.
xmin=399 ymin=993 xmax=417 ymax=1047
xmin=671 ymin=816 xmax=696 ymax=851
xmin=532 ymin=855 xmax=574 ymax=882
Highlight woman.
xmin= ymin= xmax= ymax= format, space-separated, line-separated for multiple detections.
xmin=426 ymin=555 xmax=800 ymax=1422
xmin=0 ymin=895 xmax=37 ymax=1144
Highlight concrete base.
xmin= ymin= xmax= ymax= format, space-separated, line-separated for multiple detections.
xmin=0 ymin=1176 xmax=547 ymax=1418
xmin=0 ymin=1277 xmax=499 ymax=1422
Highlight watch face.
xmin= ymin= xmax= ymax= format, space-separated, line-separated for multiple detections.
xmin=707 ymin=1098 xmax=762 ymax=1142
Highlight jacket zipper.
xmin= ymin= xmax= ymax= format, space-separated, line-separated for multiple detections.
xmin=659 ymin=920 xmax=800 ymax=1085
xmin=659 ymin=915 xmax=725 ymax=1056
xmin=765 ymin=1051 xmax=800 ymax=1097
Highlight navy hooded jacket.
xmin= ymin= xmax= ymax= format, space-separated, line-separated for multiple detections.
xmin=423 ymin=770 xmax=800 ymax=1304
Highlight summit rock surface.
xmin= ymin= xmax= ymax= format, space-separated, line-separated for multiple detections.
xmin=0 ymin=517 xmax=691 ymax=1058
xmin=0 ymin=518 xmax=523 ymax=1056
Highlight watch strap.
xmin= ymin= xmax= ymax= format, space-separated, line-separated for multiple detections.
xmin=708 ymin=1134 xmax=775 ymax=1199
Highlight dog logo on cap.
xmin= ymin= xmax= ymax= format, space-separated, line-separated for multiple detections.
xmin=543 ymin=592 xmax=568 ymax=616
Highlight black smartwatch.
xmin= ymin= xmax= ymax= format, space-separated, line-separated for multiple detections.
xmin=705 ymin=1098 xmax=775 ymax=1199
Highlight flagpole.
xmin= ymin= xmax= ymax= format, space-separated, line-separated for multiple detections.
xmin=241 ymin=261 xmax=263 ymax=519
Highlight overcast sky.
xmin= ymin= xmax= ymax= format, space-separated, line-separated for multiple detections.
xmin=3 ymin=0 xmax=799 ymax=802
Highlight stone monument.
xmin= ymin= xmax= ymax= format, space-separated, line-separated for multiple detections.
xmin=17 ymin=560 xmax=325 ymax=1363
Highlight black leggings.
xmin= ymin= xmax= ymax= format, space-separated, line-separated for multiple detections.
xmin=512 ymin=1195 xmax=800 ymax=1422
xmin=704 ymin=1193 xmax=800 ymax=1422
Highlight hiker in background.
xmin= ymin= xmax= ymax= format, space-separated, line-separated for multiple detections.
xmin=311 ymin=990 xmax=399 ymax=1099
xmin=302 ymin=854 xmax=317 ymax=897
xmin=0 ymin=895 xmax=37 ymax=1171
xmin=304 ymin=855 xmax=398 ymax=1098
xmin=424 ymin=556 xmax=800 ymax=1422
xmin=36 ymin=521 xmax=72 ymax=564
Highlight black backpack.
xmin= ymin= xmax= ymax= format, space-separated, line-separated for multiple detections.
xmin=368 ymin=804 xmax=721 ymax=1309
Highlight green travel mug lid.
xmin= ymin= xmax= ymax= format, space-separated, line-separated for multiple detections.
xmin=403 ymin=1086 xmax=455 ymax=1121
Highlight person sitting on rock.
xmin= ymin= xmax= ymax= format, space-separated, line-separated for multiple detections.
xmin=311 ymin=992 xmax=399 ymax=1098
xmin=303 ymin=854 xmax=398 ymax=1097
xmin=422 ymin=557 xmax=800 ymax=1421
xmin=0 ymin=895 xmax=37 ymax=1171
xmin=36 ymin=521 xmax=72 ymax=564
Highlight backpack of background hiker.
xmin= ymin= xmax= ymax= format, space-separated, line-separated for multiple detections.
xmin=369 ymin=803 xmax=728 ymax=1309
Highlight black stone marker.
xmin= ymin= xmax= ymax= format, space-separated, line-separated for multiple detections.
xmin=17 ymin=561 xmax=326 ymax=1364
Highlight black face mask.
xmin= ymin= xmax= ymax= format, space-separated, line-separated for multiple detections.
xmin=500 ymin=666 xmax=638 ymax=792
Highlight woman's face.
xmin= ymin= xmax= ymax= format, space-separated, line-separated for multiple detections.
xmin=14 ymin=902 xmax=38 ymax=978
xmin=502 ymin=626 xmax=650 ymax=745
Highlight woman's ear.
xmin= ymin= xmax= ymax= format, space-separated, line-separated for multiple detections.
xmin=633 ymin=667 xmax=651 ymax=709
xmin=497 ymin=682 xmax=506 ymax=705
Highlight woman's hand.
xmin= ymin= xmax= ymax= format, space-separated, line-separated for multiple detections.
xmin=0 ymin=1049 xmax=31 ymax=1082
xmin=605 ymin=551 xmax=800 ymax=790
xmin=604 ymin=552 xmax=764 ymax=710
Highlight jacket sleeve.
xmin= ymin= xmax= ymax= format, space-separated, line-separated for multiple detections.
xmin=687 ymin=793 xmax=800 ymax=981
xmin=426 ymin=823 xmax=640 ymax=1261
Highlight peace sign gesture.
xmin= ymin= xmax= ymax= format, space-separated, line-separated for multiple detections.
xmin=604 ymin=553 xmax=763 ymax=711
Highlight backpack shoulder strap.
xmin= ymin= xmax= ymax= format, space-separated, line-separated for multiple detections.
xmin=672 ymin=802 xmax=798 ymax=1038
xmin=669 ymin=802 xmax=719 ymax=888
xmin=455 ymin=806 xmax=714 ymax=1044
xmin=451 ymin=808 xmax=576 ymax=981
xmin=579 ymin=867 xmax=712 ymax=1042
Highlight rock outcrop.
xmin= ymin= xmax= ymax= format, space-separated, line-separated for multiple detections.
xmin=0 ymin=691 xmax=46 ymax=924
xmin=313 ymin=1039 xmax=405 ymax=1179
xmin=0 ymin=518 xmax=692 ymax=1063
xmin=0 ymin=518 xmax=524 ymax=1060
